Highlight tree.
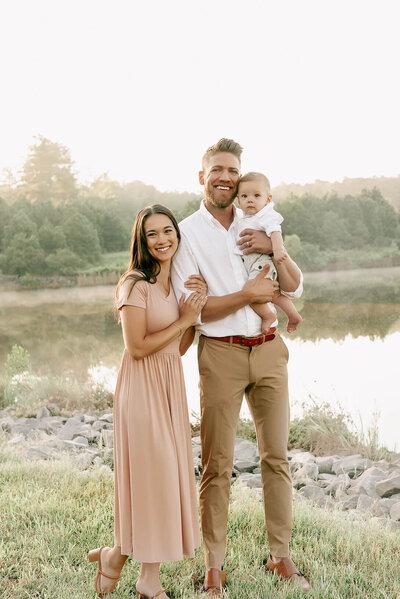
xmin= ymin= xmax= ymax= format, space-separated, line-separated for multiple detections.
xmin=62 ymin=212 xmax=101 ymax=262
xmin=38 ymin=221 xmax=66 ymax=253
xmin=0 ymin=232 xmax=46 ymax=275
xmin=21 ymin=136 xmax=77 ymax=203
xmin=45 ymin=248 xmax=82 ymax=274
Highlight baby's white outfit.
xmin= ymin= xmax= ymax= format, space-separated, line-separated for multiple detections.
xmin=234 ymin=202 xmax=284 ymax=281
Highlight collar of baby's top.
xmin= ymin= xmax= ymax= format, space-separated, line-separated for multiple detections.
xmin=242 ymin=201 xmax=275 ymax=219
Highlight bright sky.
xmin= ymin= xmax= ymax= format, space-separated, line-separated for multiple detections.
xmin=1 ymin=0 xmax=399 ymax=192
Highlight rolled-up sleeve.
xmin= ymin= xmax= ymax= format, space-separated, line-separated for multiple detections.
xmin=280 ymin=269 xmax=303 ymax=299
xmin=171 ymin=233 xmax=204 ymax=325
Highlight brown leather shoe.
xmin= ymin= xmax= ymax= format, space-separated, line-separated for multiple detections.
xmin=203 ymin=568 xmax=227 ymax=596
xmin=266 ymin=555 xmax=310 ymax=593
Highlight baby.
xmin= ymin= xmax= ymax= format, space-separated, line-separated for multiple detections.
xmin=235 ymin=171 xmax=302 ymax=334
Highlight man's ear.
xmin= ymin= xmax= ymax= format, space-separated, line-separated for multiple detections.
xmin=199 ymin=170 xmax=204 ymax=185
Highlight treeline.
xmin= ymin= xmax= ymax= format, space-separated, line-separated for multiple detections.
xmin=0 ymin=136 xmax=399 ymax=276
xmin=277 ymin=188 xmax=400 ymax=271
xmin=273 ymin=175 xmax=400 ymax=211
xmin=0 ymin=137 xmax=201 ymax=275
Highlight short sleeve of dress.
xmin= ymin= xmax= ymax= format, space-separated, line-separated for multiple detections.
xmin=116 ymin=278 xmax=148 ymax=311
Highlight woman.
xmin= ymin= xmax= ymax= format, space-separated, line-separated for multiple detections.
xmin=89 ymin=204 xmax=206 ymax=599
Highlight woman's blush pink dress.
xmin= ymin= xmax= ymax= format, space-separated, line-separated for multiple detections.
xmin=113 ymin=277 xmax=200 ymax=562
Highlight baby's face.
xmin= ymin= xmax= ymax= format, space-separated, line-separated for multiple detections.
xmin=237 ymin=180 xmax=272 ymax=215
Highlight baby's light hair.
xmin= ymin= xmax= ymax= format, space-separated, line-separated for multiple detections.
xmin=238 ymin=172 xmax=271 ymax=195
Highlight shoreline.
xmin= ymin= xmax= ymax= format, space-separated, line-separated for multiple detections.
xmin=1 ymin=265 xmax=400 ymax=293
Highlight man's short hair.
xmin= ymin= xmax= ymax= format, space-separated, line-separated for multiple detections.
xmin=202 ymin=138 xmax=243 ymax=171
xmin=239 ymin=171 xmax=271 ymax=195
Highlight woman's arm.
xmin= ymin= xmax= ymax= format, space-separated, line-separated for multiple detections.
xmin=121 ymin=293 xmax=206 ymax=360
xmin=179 ymin=326 xmax=195 ymax=356
xmin=121 ymin=306 xmax=184 ymax=360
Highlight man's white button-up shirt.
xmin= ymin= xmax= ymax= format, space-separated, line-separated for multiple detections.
xmin=170 ymin=201 xmax=303 ymax=337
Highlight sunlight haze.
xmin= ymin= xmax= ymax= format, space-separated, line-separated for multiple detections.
xmin=1 ymin=0 xmax=399 ymax=192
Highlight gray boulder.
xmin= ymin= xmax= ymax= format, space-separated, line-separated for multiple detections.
xmin=375 ymin=473 xmax=400 ymax=498
xmin=239 ymin=473 xmax=263 ymax=489
xmin=92 ymin=420 xmax=113 ymax=432
xmin=234 ymin=439 xmax=259 ymax=462
xmin=100 ymin=429 xmax=114 ymax=448
xmin=298 ymin=485 xmax=325 ymax=501
xmin=347 ymin=467 xmax=387 ymax=499
xmin=373 ymin=497 xmax=399 ymax=517
xmin=315 ymin=455 xmax=339 ymax=474
xmin=389 ymin=502 xmax=400 ymax=521
xmin=290 ymin=452 xmax=316 ymax=469
xmin=324 ymin=474 xmax=351 ymax=496
xmin=99 ymin=413 xmax=113 ymax=423
xmin=36 ymin=406 xmax=51 ymax=419
xmin=340 ymin=495 xmax=359 ymax=511
xmin=0 ymin=417 xmax=15 ymax=433
xmin=57 ymin=419 xmax=92 ymax=441
xmin=332 ymin=455 xmax=372 ymax=478
xmin=357 ymin=495 xmax=376 ymax=512
xmin=235 ymin=460 xmax=258 ymax=473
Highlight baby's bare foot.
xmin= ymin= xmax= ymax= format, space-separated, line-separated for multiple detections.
xmin=286 ymin=314 xmax=302 ymax=333
xmin=262 ymin=316 xmax=276 ymax=335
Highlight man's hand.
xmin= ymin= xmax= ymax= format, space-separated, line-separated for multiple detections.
xmin=238 ymin=229 xmax=273 ymax=255
xmin=273 ymin=247 xmax=289 ymax=265
xmin=242 ymin=265 xmax=278 ymax=303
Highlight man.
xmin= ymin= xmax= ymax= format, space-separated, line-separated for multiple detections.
xmin=171 ymin=139 xmax=310 ymax=594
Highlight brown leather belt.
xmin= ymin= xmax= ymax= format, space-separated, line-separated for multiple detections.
xmin=205 ymin=328 xmax=276 ymax=347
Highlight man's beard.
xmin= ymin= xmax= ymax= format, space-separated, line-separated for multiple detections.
xmin=205 ymin=181 xmax=237 ymax=209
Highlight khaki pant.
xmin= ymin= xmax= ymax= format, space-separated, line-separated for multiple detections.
xmin=198 ymin=334 xmax=292 ymax=568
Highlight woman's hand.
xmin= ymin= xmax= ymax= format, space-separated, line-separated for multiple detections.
xmin=184 ymin=274 xmax=208 ymax=297
xmin=178 ymin=292 xmax=207 ymax=328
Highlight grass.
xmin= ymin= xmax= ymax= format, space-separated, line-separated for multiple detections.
xmin=0 ymin=447 xmax=399 ymax=599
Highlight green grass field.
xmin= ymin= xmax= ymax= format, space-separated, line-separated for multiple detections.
xmin=1 ymin=448 xmax=399 ymax=599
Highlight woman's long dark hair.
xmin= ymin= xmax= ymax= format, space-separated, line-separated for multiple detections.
xmin=114 ymin=204 xmax=181 ymax=320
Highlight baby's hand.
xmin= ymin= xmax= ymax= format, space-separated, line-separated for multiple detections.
xmin=273 ymin=247 xmax=288 ymax=265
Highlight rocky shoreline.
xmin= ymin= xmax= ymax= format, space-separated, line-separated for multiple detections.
xmin=1 ymin=405 xmax=399 ymax=530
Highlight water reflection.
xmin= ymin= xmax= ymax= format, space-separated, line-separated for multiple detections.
xmin=0 ymin=283 xmax=399 ymax=449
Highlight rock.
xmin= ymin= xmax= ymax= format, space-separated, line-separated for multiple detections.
xmin=75 ymin=452 xmax=95 ymax=468
xmin=36 ymin=406 xmax=51 ymax=419
xmin=375 ymin=473 xmax=400 ymax=498
xmin=193 ymin=456 xmax=202 ymax=476
xmin=347 ymin=467 xmax=387 ymax=499
xmin=253 ymin=467 xmax=261 ymax=474
xmin=26 ymin=446 xmax=56 ymax=460
xmin=238 ymin=473 xmax=263 ymax=489
xmin=192 ymin=436 xmax=201 ymax=446
xmin=47 ymin=403 xmax=61 ymax=416
xmin=93 ymin=456 xmax=104 ymax=467
xmin=324 ymin=474 xmax=351 ymax=496
xmin=192 ymin=444 xmax=201 ymax=459
xmin=7 ymin=434 xmax=25 ymax=446
xmin=317 ymin=473 xmax=336 ymax=487
xmin=84 ymin=414 xmax=97 ymax=425
xmin=298 ymin=485 xmax=325 ymax=501
xmin=389 ymin=502 xmax=400 ymax=521
xmin=357 ymin=495 xmax=376 ymax=512
xmin=373 ymin=497 xmax=399 ymax=517
xmin=340 ymin=495 xmax=359 ymax=511
xmin=332 ymin=455 xmax=372 ymax=478
xmin=73 ymin=436 xmax=89 ymax=446
xmin=289 ymin=452 xmax=316 ymax=468
xmin=371 ymin=517 xmax=400 ymax=531
xmin=101 ymin=429 xmax=114 ymax=448
xmin=233 ymin=439 xmax=259 ymax=464
xmin=57 ymin=419 xmax=92 ymax=441
xmin=99 ymin=413 xmax=113 ymax=423
xmin=298 ymin=462 xmax=319 ymax=479
xmin=235 ymin=460 xmax=258 ymax=473
xmin=92 ymin=420 xmax=113 ymax=432
xmin=373 ymin=460 xmax=390 ymax=472
xmin=0 ymin=417 xmax=15 ymax=433
xmin=315 ymin=456 xmax=339 ymax=474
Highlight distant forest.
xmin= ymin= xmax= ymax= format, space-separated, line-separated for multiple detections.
xmin=0 ymin=136 xmax=399 ymax=276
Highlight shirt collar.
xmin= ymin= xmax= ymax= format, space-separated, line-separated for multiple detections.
xmin=200 ymin=199 xmax=242 ymax=225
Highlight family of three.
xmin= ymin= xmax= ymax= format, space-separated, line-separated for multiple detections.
xmin=88 ymin=138 xmax=310 ymax=597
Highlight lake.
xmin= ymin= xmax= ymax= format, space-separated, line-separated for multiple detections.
xmin=0 ymin=268 xmax=399 ymax=450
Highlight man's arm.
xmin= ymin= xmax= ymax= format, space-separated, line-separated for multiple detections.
xmin=171 ymin=236 xmax=278 ymax=324
xmin=201 ymin=265 xmax=278 ymax=323
xmin=238 ymin=228 xmax=302 ymax=294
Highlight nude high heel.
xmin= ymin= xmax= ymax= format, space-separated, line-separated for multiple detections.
xmin=88 ymin=547 xmax=121 ymax=597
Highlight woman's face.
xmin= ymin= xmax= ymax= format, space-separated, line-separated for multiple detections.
xmin=143 ymin=213 xmax=179 ymax=263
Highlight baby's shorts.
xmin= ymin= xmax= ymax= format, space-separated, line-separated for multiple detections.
xmin=242 ymin=252 xmax=278 ymax=281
